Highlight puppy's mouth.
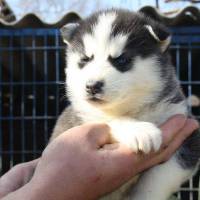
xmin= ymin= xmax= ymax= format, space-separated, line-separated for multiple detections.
xmin=87 ymin=97 xmax=107 ymax=104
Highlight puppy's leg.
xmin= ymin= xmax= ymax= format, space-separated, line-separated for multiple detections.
xmin=108 ymin=119 xmax=162 ymax=154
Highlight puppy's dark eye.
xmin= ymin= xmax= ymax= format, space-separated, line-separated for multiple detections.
xmin=79 ymin=55 xmax=94 ymax=69
xmin=115 ymin=54 xmax=129 ymax=65
xmin=110 ymin=54 xmax=131 ymax=65
xmin=109 ymin=53 xmax=132 ymax=72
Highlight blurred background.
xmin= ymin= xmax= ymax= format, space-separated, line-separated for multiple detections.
xmin=2 ymin=0 xmax=200 ymax=22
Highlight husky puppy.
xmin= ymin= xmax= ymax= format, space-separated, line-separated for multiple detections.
xmin=50 ymin=9 xmax=200 ymax=200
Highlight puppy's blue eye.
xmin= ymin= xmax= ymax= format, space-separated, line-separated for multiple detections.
xmin=108 ymin=53 xmax=132 ymax=72
xmin=115 ymin=55 xmax=128 ymax=65
xmin=111 ymin=54 xmax=130 ymax=66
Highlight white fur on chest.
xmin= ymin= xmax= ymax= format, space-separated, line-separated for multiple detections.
xmin=73 ymin=100 xmax=187 ymax=126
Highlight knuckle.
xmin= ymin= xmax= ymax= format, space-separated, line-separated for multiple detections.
xmin=94 ymin=123 xmax=110 ymax=131
xmin=12 ymin=163 xmax=28 ymax=174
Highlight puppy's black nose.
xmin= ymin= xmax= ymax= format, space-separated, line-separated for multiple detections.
xmin=86 ymin=81 xmax=104 ymax=95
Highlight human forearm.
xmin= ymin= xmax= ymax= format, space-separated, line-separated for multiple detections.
xmin=1 ymin=183 xmax=40 ymax=200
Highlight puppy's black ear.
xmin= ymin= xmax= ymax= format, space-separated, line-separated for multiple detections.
xmin=60 ymin=23 xmax=79 ymax=45
xmin=144 ymin=24 xmax=171 ymax=52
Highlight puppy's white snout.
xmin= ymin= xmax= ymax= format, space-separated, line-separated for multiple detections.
xmin=86 ymin=80 xmax=104 ymax=95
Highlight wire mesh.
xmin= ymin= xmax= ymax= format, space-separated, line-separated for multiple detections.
xmin=0 ymin=29 xmax=68 ymax=173
xmin=0 ymin=27 xmax=200 ymax=199
xmin=170 ymin=27 xmax=200 ymax=200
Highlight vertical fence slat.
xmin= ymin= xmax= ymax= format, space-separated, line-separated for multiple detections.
xmin=55 ymin=29 xmax=60 ymax=118
xmin=32 ymin=35 xmax=37 ymax=159
xmin=20 ymin=35 xmax=25 ymax=162
xmin=44 ymin=34 xmax=48 ymax=144
xmin=9 ymin=35 xmax=14 ymax=168
xmin=0 ymin=36 xmax=2 ymax=174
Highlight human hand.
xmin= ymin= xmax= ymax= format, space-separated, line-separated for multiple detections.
xmin=1 ymin=115 xmax=198 ymax=200
xmin=0 ymin=159 xmax=39 ymax=198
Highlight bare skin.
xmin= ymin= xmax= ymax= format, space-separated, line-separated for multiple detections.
xmin=0 ymin=115 xmax=199 ymax=200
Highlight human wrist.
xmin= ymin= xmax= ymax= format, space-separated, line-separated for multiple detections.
xmin=22 ymin=179 xmax=56 ymax=200
xmin=1 ymin=180 xmax=50 ymax=200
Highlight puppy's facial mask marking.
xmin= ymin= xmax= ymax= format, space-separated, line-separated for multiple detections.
xmin=64 ymin=10 xmax=169 ymax=113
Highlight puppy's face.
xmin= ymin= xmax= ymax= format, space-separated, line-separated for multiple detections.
xmin=62 ymin=10 xmax=171 ymax=111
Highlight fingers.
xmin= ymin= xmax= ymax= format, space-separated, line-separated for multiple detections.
xmin=61 ymin=123 xmax=111 ymax=149
xmin=22 ymin=159 xmax=40 ymax=184
xmin=25 ymin=159 xmax=40 ymax=168
xmin=134 ymin=118 xmax=199 ymax=173
xmin=160 ymin=114 xmax=186 ymax=148
xmin=158 ymin=118 xmax=199 ymax=162
xmin=0 ymin=159 xmax=40 ymax=198
xmin=144 ymin=118 xmax=199 ymax=169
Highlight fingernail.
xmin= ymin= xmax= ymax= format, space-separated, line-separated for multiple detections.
xmin=192 ymin=119 xmax=199 ymax=129
xmin=187 ymin=118 xmax=199 ymax=129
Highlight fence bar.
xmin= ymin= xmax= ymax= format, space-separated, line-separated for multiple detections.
xmin=44 ymin=34 xmax=48 ymax=144
xmin=0 ymin=36 xmax=2 ymax=173
xmin=20 ymin=35 xmax=25 ymax=162
xmin=32 ymin=35 xmax=37 ymax=159
xmin=9 ymin=35 xmax=14 ymax=168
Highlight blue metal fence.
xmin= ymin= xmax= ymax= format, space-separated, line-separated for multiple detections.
xmin=0 ymin=28 xmax=67 ymax=172
xmin=0 ymin=27 xmax=200 ymax=199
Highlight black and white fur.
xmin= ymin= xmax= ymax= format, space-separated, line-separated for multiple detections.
xmin=51 ymin=9 xmax=200 ymax=200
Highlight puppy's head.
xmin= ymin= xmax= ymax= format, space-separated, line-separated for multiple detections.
xmin=61 ymin=9 xmax=172 ymax=113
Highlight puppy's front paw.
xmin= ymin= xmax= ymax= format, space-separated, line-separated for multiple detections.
xmin=108 ymin=120 xmax=162 ymax=154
